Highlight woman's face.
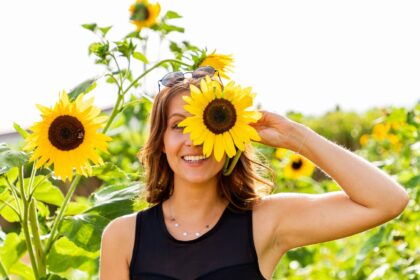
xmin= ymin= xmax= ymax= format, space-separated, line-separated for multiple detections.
xmin=163 ymin=92 xmax=226 ymax=185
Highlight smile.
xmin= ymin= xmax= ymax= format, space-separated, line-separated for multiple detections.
xmin=182 ymin=155 xmax=208 ymax=163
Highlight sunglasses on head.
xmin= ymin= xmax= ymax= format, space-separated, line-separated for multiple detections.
xmin=158 ymin=66 xmax=222 ymax=92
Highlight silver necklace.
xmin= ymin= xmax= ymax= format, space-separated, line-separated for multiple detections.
xmin=168 ymin=199 xmax=219 ymax=237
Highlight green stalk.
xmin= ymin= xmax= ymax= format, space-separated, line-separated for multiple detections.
xmin=0 ymin=259 xmax=9 ymax=280
xmin=102 ymin=59 xmax=191 ymax=134
xmin=5 ymin=177 xmax=22 ymax=215
xmin=122 ymin=59 xmax=191 ymax=96
xmin=44 ymin=175 xmax=81 ymax=256
xmin=18 ymin=167 xmax=40 ymax=279
xmin=222 ymin=151 xmax=242 ymax=176
xmin=28 ymin=198 xmax=46 ymax=277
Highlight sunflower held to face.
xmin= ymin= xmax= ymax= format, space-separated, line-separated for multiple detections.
xmin=24 ymin=92 xmax=112 ymax=181
xmin=284 ymin=154 xmax=315 ymax=179
xmin=178 ymin=76 xmax=261 ymax=163
xmin=129 ymin=0 xmax=160 ymax=32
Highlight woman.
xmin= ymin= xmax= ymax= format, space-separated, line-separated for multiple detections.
xmin=99 ymin=71 xmax=409 ymax=280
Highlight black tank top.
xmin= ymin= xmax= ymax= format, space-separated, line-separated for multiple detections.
xmin=129 ymin=201 xmax=267 ymax=280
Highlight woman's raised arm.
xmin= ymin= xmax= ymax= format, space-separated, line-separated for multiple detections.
xmin=251 ymin=111 xmax=409 ymax=250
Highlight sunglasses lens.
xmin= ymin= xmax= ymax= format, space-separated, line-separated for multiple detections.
xmin=161 ymin=72 xmax=184 ymax=87
xmin=192 ymin=66 xmax=215 ymax=79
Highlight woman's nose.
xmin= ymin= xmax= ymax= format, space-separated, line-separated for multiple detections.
xmin=184 ymin=133 xmax=194 ymax=146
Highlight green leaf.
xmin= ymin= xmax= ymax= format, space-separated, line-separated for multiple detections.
xmin=85 ymin=182 xmax=141 ymax=220
xmin=59 ymin=213 xmax=110 ymax=252
xmin=9 ymin=261 xmax=35 ymax=280
xmin=133 ymin=51 xmax=149 ymax=64
xmin=406 ymin=175 xmax=420 ymax=189
xmin=68 ymin=77 xmax=99 ymax=101
xmin=28 ymin=176 xmax=64 ymax=207
xmin=81 ymin=23 xmax=97 ymax=32
xmin=99 ymin=25 xmax=112 ymax=37
xmin=40 ymin=274 xmax=67 ymax=280
xmin=64 ymin=201 xmax=90 ymax=216
xmin=164 ymin=10 xmax=182 ymax=20
xmin=353 ymin=226 xmax=387 ymax=275
xmin=0 ymin=144 xmax=28 ymax=175
xmin=0 ymin=232 xmax=26 ymax=270
xmin=47 ymin=236 xmax=98 ymax=274
xmin=13 ymin=122 xmax=29 ymax=139
xmin=36 ymin=200 xmax=50 ymax=217
xmin=159 ymin=23 xmax=185 ymax=34
xmin=92 ymin=162 xmax=130 ymax=182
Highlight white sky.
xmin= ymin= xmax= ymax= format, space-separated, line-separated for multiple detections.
xmin=0 ymin=0 xmax=419 ymax=134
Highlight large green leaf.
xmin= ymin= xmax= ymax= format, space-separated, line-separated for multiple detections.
xmin=91 ymin=162 xmax=130 ymax=183
xmin=58 ymin=213 xmax=110 ymax=252
xmin=26 ymin=176 xmax=64 ymax=207
xmin=0 ymin=143 xmax=28 ymax=175
xmin=47 ymin=236 xmax=98 ymax=274
xmin=85 ymin=182 xmax=141 ymax=220
xmin=9 ymin=261 xmax=35 ymax=280
xmin=0 ymin=232 xmax=26 ymax=270
xmin=0 ymin=189 xmax=20 ymax=222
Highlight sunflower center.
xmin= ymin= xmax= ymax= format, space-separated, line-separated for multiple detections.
xmin=203 ymin=98 xmax=237 ymax=134
xmin=48 ymin=115 xmax=85 ymax=151
xmin=292 ymin=158 xmax=303 ymax=170
xmin=131 ymin=3 xmax=150 ymax=21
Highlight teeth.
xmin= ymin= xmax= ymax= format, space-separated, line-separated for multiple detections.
xmin=183 ymin=155 xmax=206 ymax=161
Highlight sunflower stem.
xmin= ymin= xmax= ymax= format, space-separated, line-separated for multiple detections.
xmin=102 ymin=59 xmax=192 ymax=134
xmin=18 ymin=166 xmax=40 ymax=279
xmin=0 ymin=258 xmax=10 ymax=280
xmin=44 ymin=175 xmax=81 ymax=256
xmin=223 ymin=151 xmax=242 ymax=176
xmin=102 ymin=94 xmax=124 ymax=134
xmin=28 ymin=198 xmax=46 ymax=277
xmin=122 ymin=59 xmax=192 ymax=96
xmin=5 ymin=177 xmax=22 ymax=216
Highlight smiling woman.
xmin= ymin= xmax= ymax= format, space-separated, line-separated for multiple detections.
xmin=99 ymin=72 xmax=409 ymax=280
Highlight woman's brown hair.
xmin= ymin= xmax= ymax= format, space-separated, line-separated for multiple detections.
xmin=137 ymin=78 xmax=274 ymax=211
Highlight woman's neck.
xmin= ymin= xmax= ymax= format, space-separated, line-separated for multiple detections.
xmin=166 ymin=176 xmax=228 ymax=223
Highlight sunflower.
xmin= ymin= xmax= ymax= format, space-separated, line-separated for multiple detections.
xmin=129 ymin=0 xmax=160 ymax=32
xmin=372 ymin=123 xmax=390 ymax=140
xmin=284 ymin=154 xmax=315 ymax=179
xmin=24 ymin=92 xmax=111 ymax=181
xmin=275 ymin=148 xmax=288 ymax=159
xmin=199 ymin=51 xmax=234 ymax=80
xmin=178 ymin=76 xmax=261 ymax=162
xmin=359 ymin=134 xmax=369 ymax=146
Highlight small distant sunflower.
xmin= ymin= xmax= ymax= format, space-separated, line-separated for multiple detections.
xmin=372 ymin=123 xmax=390 ymax=140
xmin=129 ymin=0 xmax=160 ymax=32
xmin=198 ymin=51 xmax=234 ymax=80
xmin=24 ymin=92 xmax=112 ymax=181
xmin=275 ymin=148 xmax=288 ymax=159
xmin=359 ymin=134 xmax=369 ymax=146
xmin=178 ymin=76 xmax=261 ymax=162
xmin=284 ymin=154 xmax=315 ymax=179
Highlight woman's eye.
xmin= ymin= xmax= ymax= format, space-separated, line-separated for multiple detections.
xmin=172 ymin=123 xmax=182 ymax=130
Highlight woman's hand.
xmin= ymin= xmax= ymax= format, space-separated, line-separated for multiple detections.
xmin=250 ymin=110 xmax=307 ymax=151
